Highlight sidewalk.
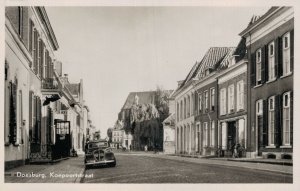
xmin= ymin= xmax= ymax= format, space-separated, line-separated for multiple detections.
xmin=116 ymin=152 xmax=293 ymax=175
xmin=5 ymin=156 xmax=85 ymax=183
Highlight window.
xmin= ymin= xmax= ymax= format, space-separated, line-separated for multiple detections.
xmin=237 ymin=80 xmax=244 ymax=110
xmin=204 ymin=122 xmax=208 ymax=147
xmin=184 ymin=98 xmax=187 ymax=119
xmin=256 ymin=99 xmax=263 ymax=115
xmin=256 ymin=49 xmax=262 ymax=84
xmin=228 ymin=85 xmax=234 ymax=113
xmin=283 ymin=32 xmax=291 ymax=76
xmin=282 ymin=92 xmax=291 ymax=146
xmin=268 ymin=96 xmax=275 ymax=146
xmin=210 ymin=121 xmax=215 ymax=147
xmin=204 ymin=91 xmax=208 ymax=110
xmin=177 ymin=102 xmax=179 ymax=122
xmin=205 ymin=69 xmax=210 ymax=76
xmin=187 ymin=95 xmax=190 ymax=117
xmin=220 ymin=88 xmax=227 ymax=115
xmin=180 ymin=100 xmax=183 ymax=120
xmin=268 ymin=42 xmax=275 ymax=80
xmin=210 ymin=88 xmax=215 ymax=111
xmin=198 ymin=93 xmax=202 ymax=113
xmin=17 ymin=90 xmax=23 ymax=144
xmin=18 ymin=7 xmax=23 ymax=38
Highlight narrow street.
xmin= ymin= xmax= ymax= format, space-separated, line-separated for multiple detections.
xmin=82 ymin=153 xmax=292 ymax=183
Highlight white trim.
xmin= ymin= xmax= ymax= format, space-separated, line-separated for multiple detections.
xmin=218 ymin=64 xmax=247 ymax=84
xmin=244 ymin=8 xmax=294 ymax=46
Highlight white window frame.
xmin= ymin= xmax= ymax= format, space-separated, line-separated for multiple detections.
xmin=236 ymin=80 xmax=244 ymax=110
xmin=256 ymin=49 xmax=262 ymax=84
xmin=204 ymin=90 xmax=208 ymax=110
xmin=268 ymin=41 xmax=275 ymax=81
xmin=220 ymin=88 xmax=227 ymax=115
xmin=210 ymin=88 xmax=215 ymax=111
xmin=204 ymin=122 xmax=208 ymax=147
xmin=228 ymin=85 xmax=234 ymax=113
xmin=17 ymin=90 xmax=23 ymax=144
xmin=210 ymin=121 xmax=215 ymax=147
xmin=268 ymin=96 xmax=275 ymax=146
xmin=282 ymin=32 xmax=291 ymax=76
xmin=282 ymin=92 xmax=291 ymax=146
xmin=256 ymin=99 xmax=263 ymax=116
xmin=198 ymin=93 xmax=202 ymax=113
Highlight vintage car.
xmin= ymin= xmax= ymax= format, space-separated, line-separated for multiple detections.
xmin=84 ymin=140 xmax=116 ymax=168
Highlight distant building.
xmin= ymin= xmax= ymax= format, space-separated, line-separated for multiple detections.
xmin=117 ymin=90 xmax=172 ymax=151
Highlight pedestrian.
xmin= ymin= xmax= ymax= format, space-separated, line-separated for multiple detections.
xmin=232 ymin=144 xmax=238 ymax=158
xmin=129 ymin=144 xmax=132 ymax=152
xmin=145 ymin=145 xmax=148 ymax=152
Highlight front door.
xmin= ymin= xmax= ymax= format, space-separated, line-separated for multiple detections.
xmin=227 ymin=121 xmax=236 ymax=153
xmin=54 ymin=120 xmax=71 ymax=159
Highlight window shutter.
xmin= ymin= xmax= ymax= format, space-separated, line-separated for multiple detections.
xmin=264 ymin=45 xmax=269 ymax=82
xmin=250 ymin=53 xmax=256 ymax=87
xmin=9 ymin=82 xmax=17 ymax=144
xmin=262 ymin=99 xmax=268 ymax=146
xmin=39 ymin=41 xmax=44 ymax=78
xmin=29 ymin=91 xmax=33 ymax=141
xmin=37 ymin=97 xmax=41 ymax=143
xmin=45 ymin=50 xmax=48 ymax=78
xmin=32 ymin=96 xmax=36 ymax=142
xmin=277 ymin=37 xmax=283 ymax=77
xmin=290 ymin=29 xmax=294 ymax=72
xmin=261 ymin=46 xmax=266 ymax=84
xmin=49 ymin=57 xmax=53 ymax=78
xmin=33 ymin=30 xmax=39 ymax=74
xmin=194 ymin=92 xmax=198 ymax=115
xmin=274 ymin=95 xmax=281 ymax=147
xmin=290 ymin=91 xmax=293 ymax=146
xmin=29 ymin=20 xmax=33 ymax=54
xmin=38 ymin=40 xmax=42 ymax=77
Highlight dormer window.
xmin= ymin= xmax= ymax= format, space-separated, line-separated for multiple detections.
xmin=205 ymin=69 xmax=210 ymax=76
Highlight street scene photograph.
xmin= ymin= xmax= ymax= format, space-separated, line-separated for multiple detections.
xmin=3 ymin=3 xmax=294 ymax=186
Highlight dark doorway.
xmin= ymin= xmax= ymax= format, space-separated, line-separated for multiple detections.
xmin=53 ymin=120 xmax=71 ymax=160
xmin=257 ymin=116 xmax=263 ymax=156
xmin=227 ymin=121 xmax=236 ymax=153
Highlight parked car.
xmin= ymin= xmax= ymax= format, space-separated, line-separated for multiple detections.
xmin=84 ymin=140 xmax=116 ymax=168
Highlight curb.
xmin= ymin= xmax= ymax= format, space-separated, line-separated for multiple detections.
xmin=143 ymin=154 xmax=293 ymax=176
xmin=75 ymin=166 xmax=86 ymax=183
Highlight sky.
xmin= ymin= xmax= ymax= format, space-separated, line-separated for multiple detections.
xmin=45 ymin=6 xmax=269 ymax=137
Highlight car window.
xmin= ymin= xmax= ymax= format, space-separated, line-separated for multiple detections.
xmin=88 ymin=142 xmax=108 ymax=149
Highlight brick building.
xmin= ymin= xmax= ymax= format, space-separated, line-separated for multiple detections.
xmin=240 ymin=7 xmax=294 ymax=159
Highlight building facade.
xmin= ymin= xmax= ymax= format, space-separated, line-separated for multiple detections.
xmin=193 ymin=47 xmax=234 ymax=157
xmin=240 ymin=7 xmax=294 ymax=159
xmin=5 ymin=7 xmax=59 ymax=168
xmin=217 ymin=40 xmax=248 ymax=157
xmin=5 ymin=6 xmax=92 ymax=169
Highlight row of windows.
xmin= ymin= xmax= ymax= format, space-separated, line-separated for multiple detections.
xmin=256 ymin=91 xmax=292 ymax=147
xmin=12 ymin=7 xmax=55 ymax=80
xmin=198 ymin=87 xmax=215 ymax=113
xmin=220 ymin=80 xmax=245 ymax=115
xmin=176 ymin=93 xmax=195 ymax=121
xmin=254 ymin=31 xmax=293 ymax=86
xmin=113 ymin=138 xmax=122 ymax=142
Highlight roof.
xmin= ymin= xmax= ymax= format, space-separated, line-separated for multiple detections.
xmin=239 ymin=7 xmax=281 ymax=36
xmin=122 ymin=91 xmax=156 ymax=110
xmin=163 ymin=113 xmax=175 ymax=125
xmin=65 ymin=83 xmax=80 ymax=96
xmin=178 ymin=47 xmax=235 ymax=89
